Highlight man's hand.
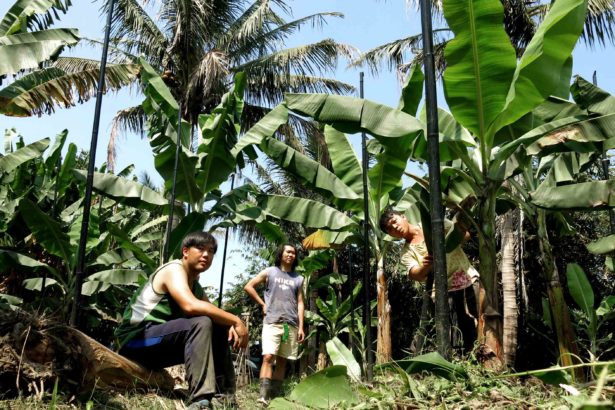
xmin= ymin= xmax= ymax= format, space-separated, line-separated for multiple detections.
xmin=262 ymin=304 xmax=267 ymax=316
xmin=297 ymin=327 xmax=305 ymax=343
xmin=422 ymin=254 xmax=433 ymax=270
xmin=228 ymin=321 xmax=249 ymax=350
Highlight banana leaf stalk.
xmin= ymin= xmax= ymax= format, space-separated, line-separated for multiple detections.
xmin=163 ymin=103 xmax=183 ymax=262
xmin=70 ymin=0 xmax=116 ymax=328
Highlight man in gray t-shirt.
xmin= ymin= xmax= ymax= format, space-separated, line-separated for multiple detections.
xmin=245 ymin=244 xmax=305 ymax=405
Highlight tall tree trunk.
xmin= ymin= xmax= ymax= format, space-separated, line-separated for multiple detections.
xmin=500 ymin=210 xmax=518 ymax=367
xmin=477 ymin=189 xmax=504 ymax=369
xmin=376 ymin=256 xmax=392 ymax=363
xmin=536 ymin=209 xmax=584 ymax=380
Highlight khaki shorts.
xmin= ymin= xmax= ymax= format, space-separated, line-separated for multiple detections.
xmin=261 ymin=323 xmax=299 ymax=359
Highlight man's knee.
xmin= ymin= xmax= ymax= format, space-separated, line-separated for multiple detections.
xmin=190 ymin=315 xmax=213 ymax=333
xmin=262 ymin=354 xmax=275 ymax=365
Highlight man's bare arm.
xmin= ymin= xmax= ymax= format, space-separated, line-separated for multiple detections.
xmin=158 ymin=265 xmax=248 ymax=346
xmin=244 ymin=269 xmax=269 ymax=314
xmin=297 ymin=284 xmax=305 ymax=342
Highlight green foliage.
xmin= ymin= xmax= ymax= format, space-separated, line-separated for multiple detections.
xmin=270 ymin=366 xmax=358 ymax=409
xmin=378 ymin=351 xmax=469 ymax=382
xmin=566 ymin=263 xmax=615 ymax=361
xmin=0 ymin=130 xmax=166 ymax=337
xmin=326 ymin=337 xmax=361 ymax=382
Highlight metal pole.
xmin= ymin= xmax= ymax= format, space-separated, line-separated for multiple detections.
xmin=163 ymin=103 xmax=183 ymax=262
xmin=217 ymin=173 xmax=235 ymax=307
xmin=419 ymin=0 xmax=450 ymax=358
xmin=593 ymin=72 xmax=615 ymax=233
xmin=70 ymin=0 xmax=116 ymax=327
xmin=360 ymin=72 xmax=374 ymax=381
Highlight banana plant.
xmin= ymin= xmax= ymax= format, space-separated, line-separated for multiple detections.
xmin=0 ymin=0 xmax=79 ymax=77
xmin=410 ymin=0 xmax=590 ymax=365
xmin=0 ymin=129 xmax=167 ymax=325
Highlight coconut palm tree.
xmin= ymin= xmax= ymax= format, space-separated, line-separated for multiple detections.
xmin=0 ymin=0 xmax=356 ymax=171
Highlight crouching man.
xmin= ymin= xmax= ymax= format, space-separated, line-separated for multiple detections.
xmin=115 ymin=231 xmax=248 ymax=409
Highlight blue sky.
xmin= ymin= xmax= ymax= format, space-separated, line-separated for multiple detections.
xmin=1 ymin=0 xmax=614 ymax=291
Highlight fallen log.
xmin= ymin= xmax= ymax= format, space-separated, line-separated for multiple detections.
xmin=0 ymin=309 xmax=174 ymax=398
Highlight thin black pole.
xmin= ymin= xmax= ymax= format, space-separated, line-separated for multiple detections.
xmin=593 ymin=72 xmax=615 ymax=233
xmin=217 ymin=173 xmax=235 ymax=307
xmin=419 ymin=0 xmax=450 ymax=358
xmin=360 ymin=72 xmax=374 ymax=381
xmin=163 ymin=103 xmax=183 ymax=262
xmin=70 ymin=0 xmax=116 ymax=327
xmin=348 ymin=245 xmax=355 ymax=354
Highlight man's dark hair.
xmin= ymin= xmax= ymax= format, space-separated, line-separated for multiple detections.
xmin=274 ymin=243 xmax=299 ymax=270
xmin=379 ymin=208 xmax=403 ymax=233
xmin=182 ymin=231 xmax=218 ymax=253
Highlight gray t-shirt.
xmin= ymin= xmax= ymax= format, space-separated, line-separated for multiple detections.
xmin=263 ymin=266 xmax=303 ymax=327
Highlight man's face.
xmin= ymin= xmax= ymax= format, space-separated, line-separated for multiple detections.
xmin=385 ymin=214 xmax=408 ymax=239
xmin=281 ymin=245 xmax=296 ymax=266
xmin=183 ymin=243 xmax=215 ymax=272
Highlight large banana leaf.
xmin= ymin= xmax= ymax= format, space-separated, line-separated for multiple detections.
xmin=0 ymin=137 xmax=49 ymax=173
xmin=258 ymin=195 xmax=354 ymax=230
xmin=397 ymin=63 xmax=424 ymax=116
xmin=72 ymin=170 xmax=167 ymax=208
xmin=287 ymin=366 xmax=358 ymax=409
xmin=0 ymin=27 xmax=79 ymax=76
xmin=530 ymin=179 xmax=615 ymax=210
xmin=323 ymin=125 xmax=363 ymax=196
xmin=107 ymin=223 xmax=156 ymax=272
xmin=0 ymin=249 xmax=57 ymax=278
xmin=19 ymin=198 xmax=73 ymax=266
xmin=0 ymin=0 xmax=70 ymax=36
xmin=284 ymin=93 xmax=423 ymax=141
xmin=82 ymin=269 xmax=147 ymax=296
xmin=571 ymin=76 xmax=615 ymax=115
xmin=139 ymin=57 xmax=179 ymax=119
xmin=232 ymin=104 xmax=289 ymax=155
xmin=196 ymin=72 xmax=245 ymax=195
xmin=257 ymin=134 xmax=360 ymax=202
xmin=44 ymin=129 xmax=67 ymax=172
xmin=326 ymin=337 xmax=361 ymax=382
xmin=442 ymin=0 xmax=516 ymax=144
xmin=488 ymin=0 xmax=588 ymax=142
xmin=67 ymin=209 xmax=100 ymax=254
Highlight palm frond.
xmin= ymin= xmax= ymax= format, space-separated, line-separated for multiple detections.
xmin=186 ymin=50 xmax=230 ymax=111
xmin=243 ymin=74 xmax=354 ymax=107
xmin=107 ymin=105 xmax=146 ymax=171
xmin=102 ymin=0 xmax=167 ymax=64
xmin=0 ymin=59 xmax=139 ymax=116
xmin=584 ymin=0 xmax=615 ymax=47
xmin=401 ymin=39 xmax=449 ymax=78
xmin=227 ymin=12 xmax=345 ymax=64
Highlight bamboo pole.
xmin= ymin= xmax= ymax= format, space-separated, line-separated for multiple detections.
xmin=70 ymin=0 xmax=116 ymax=327
xmin=419 ymin=0 xmax=450 ymax=358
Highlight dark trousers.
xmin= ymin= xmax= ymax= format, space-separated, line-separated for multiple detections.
xmin=449 ymin=282 xmax=480 ymax=353
xmin=119 ymin=316 xmax=235 ymax=402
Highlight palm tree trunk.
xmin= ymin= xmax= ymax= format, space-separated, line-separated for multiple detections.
xmin=500 ymin=210 xmax=518 ymax=367
xmin=376 ymin=256 xmax=392 ymax=363
xmin=536 ymin=209 xmax=584 ymax=380
xmin=477 ymin=189 xmax=504 ymax=369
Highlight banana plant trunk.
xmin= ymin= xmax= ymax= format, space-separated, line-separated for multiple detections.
xmin=501 ymin=210 xmax=518 ymax=367
xmin=536 ymin=209 xmax=584 ymax=380
xmin=376 ymin=255 xmax=392 ymax=363
xmin=477 ymin=189 xmax=504 ymax=368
